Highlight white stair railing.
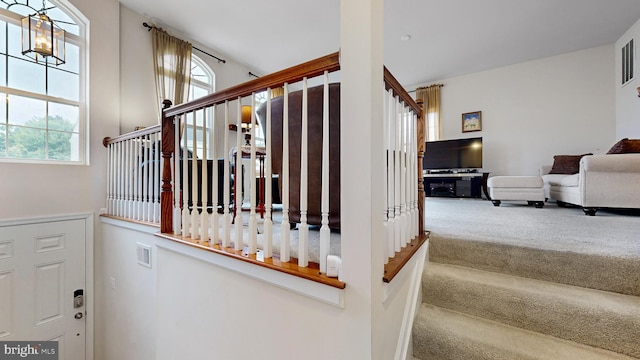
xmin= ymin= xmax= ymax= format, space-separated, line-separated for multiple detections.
xmin=106 ymin=52 xmax=425 ymax=283
xmin=383 ymin=87 xmax=420 ymax=263
xmin=104 ymin=126 xmax=162 ymax=224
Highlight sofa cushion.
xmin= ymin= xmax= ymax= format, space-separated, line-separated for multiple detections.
xmin=548 ymin=153 xmax=592 ymax=175
xmin=606 ymin=138 xmax=640 ymax=154
xmin=488 ymin=176 xmax=543 ymax=188
xmin=542 ymin=173 xmax=579 ymax=187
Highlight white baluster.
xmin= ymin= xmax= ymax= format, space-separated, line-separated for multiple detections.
xmin=298 ymin=78 xmax=309 ymax=268
xmin=113 ymin=142 xmax=117 ymax=216
xmin=181 ymin=115 xmax=191 ymax=237
xmin=382 ymin=87 xmax=389 ymax=264
xmin=405 ymin=106 xmax=412 ymax=242
xmin=123 ymin=141 xmax=128 ymax=218
xmin=191 ymin=112 xmax=200 ymax=240
xmin=200 ymin=109 xmax=209 ymax=245
xmin=125 ymin=139 xmax=131 ymax=218
xmin=141 ymin=135 xmax=149 ymax=222
xmin=122 ymin=141 xmax=127 ymax=217
xmin=120 ymin=140 xmax=126 ymax=218
xmin=319 ymin=73 xmax=330 ymax=272
xmin=235 ymin=99 xmax=244 ymax=251
xmin=146 ymin=134 xmax=153 ymax=222
xmin=263 ymin=89 xmax=273 ymax=259
xmin=387 ymin=90 xmax=396 ymax=259
xmin=134 ymin=136 xmax=140 ymax=220
xmin=248 ymin=94 xmax=258 ymax=254
xmin=148 ymin=134 xmax=154 ymax=222
xmin=138 ymin=136 xmax=144 ymax=220
xmin=210 ymin=105 xmax=220 ymax=246
xmin=120 ymin=141 xmax=126 ymax=217
xmin=173 ymin=116 xmax=181 ymax=233
xmin=400 ymin=104 xmax=408 ymax=247
xmin=124 ymin=141 xmax=130 ymax=218
xmin=129 ymin=140 xmax=134 ymax=217
xmin=129 ymin=139 xmax=135 ymax=219
xmin=280 ymin=83 xmax=291 ymax=262
xmin=153 ymin=134 xmax=161 ymax=223
xmin=394 ymin=96 xmax=401 ymax=253
xmin=116 ymin=142 xmax=122 ymax=217
xmin=106 ymin=143 xmax=113 ymax=215
xmin=407 ymin=108 xmax=415 ymax=241
xmin=222 ymin=101 xmax=231 ymax=247
xmin=411 ymin=112 xmax=419 ymax=238
xmin=112 ymin=142 xmax=117 ymax=216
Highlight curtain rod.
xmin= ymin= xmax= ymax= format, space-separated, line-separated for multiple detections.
xmin=408 ymin=83 xmax=444 ymax=93
xmin=142 ymin=22 xmax=226 ymax=64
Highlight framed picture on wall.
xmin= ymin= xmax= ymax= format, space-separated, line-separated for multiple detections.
xmin=462 ymin=111 xmax=482 ymax=132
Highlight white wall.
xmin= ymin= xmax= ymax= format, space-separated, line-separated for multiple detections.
xmin=417 ymin=44 xmax=616 ymax=176
xmin=615 ymin=17 xmax=640 ymax=139
xmin=100 ymin=222 xmax=158 ymax=360
xmin=99 ymin=219 xmax=420 ymax=360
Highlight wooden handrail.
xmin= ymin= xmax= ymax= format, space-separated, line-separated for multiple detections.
xmin=102 ymin=124 xmax=162 ymax=147
xmin=383 ymin=67 xmax=421 ymax=115
xmin=164 ymin=52 xmax=341 ymax=118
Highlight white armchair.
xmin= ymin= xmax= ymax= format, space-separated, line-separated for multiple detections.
xmin=541 ymin=154 xmax=640 ymax=215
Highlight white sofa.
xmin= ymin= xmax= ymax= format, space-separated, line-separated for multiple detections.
xmin=540 ymin=154 xmax=640 ymax=215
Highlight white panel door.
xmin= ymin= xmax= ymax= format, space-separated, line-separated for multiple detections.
xmin=0 ymin=218 xmax=86 ymax=360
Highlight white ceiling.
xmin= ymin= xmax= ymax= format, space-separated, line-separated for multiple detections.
xmin=119 ymin=0 xmax=640 ymax=87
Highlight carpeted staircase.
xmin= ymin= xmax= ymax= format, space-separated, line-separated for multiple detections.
xmin=411 ymin=234 xmax=640 ymax=360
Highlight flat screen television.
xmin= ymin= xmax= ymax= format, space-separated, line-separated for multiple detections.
xmin=423 ymin=137 xmax=482 ymax=171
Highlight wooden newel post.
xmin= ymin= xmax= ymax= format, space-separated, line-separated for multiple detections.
xmin=416 ymin=99 xmax=425 ymax=235
xmin=160 ymin=99 xmax=174 ymax=233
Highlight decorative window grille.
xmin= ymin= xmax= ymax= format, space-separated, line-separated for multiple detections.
xmin=622 ymin=39 xmax=634 ymax=85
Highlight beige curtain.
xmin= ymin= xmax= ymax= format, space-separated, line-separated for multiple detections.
xmin=151 ymin=27 xmax=192 ymax=121
xmin=270 ymin=87 xmax=285 ymax=98
xmin=416 ymin=84 xmax=442 ymax=141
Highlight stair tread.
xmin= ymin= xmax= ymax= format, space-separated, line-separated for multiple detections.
xmin=413 ymin=304 xmax=638 ymax=360
xmin=428 ymin=236 xmax=640 ymax=296
xmin=426 ymin=262 xmax=640 ymax=310
xmin=423 ymin=262 xmax=640 ymax=358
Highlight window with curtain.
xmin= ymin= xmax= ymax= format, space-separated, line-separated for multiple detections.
xmin=416 ymin=84 xmax=442 ymax=142
xmin=0 ymin=1 xmax=86 ymax=163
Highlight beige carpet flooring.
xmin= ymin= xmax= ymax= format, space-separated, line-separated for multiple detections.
xmin=413 ymin=197 xmax=640 ymax=360
xmin=424 ymin=197 xmax=640 ymax=258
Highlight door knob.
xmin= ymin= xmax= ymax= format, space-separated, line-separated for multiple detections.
xmin=74 ymin=312 xmax=83 ymax=319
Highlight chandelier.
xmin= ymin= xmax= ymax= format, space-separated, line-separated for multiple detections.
xmin=4 ymin=0 xmax=66 ymax=65
xmin=22 ymin=11 xmax=65 ymax=65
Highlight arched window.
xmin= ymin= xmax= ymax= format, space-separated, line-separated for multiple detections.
xmin=0 ymin=0 xmax=87 ymax=163
xmin=183 ymin=54 xmax=215 ymax=158
xmin=189 ymin=54 xmax=215 ymax=98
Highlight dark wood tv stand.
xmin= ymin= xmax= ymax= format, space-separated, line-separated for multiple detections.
xmin=423 ymin=171 xmax=490 ymax=199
